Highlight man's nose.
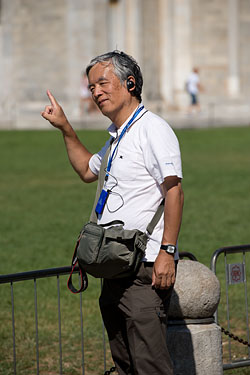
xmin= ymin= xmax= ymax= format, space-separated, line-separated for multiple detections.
xmin=93 ymin=85 xmax=102 ymax=99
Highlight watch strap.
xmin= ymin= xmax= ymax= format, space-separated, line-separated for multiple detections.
xmin=160 ymin=244 xmax=176 ymax=254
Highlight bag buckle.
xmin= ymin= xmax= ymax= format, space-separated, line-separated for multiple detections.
xmin=137 ymin=237 xmax=147 ymax=251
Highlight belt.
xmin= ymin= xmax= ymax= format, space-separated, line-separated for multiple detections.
xmin=143 ymin=262 xmax=154 ymax=267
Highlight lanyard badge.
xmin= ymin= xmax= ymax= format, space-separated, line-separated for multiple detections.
xmin=95 ymin=188 xmax=109 ymax=215
xmin=95 ymin=105 xmax=144 ymax=215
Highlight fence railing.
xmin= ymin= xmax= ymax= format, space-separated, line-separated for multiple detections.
xmin=2 ymin=249 xmax=250 ymax=373
xmin=0 ymin=252 xmax=197 ymax=375
xmin=211 ymin=244 xmax=250 ymax=371
xmin=0 ymin=266 xmax=110 ymax=375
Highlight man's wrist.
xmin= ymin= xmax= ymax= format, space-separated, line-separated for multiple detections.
xmin=160 ymin=244 xmax=176 ymax=255
xmin=61 ymin=121 xmax=73 ymax=135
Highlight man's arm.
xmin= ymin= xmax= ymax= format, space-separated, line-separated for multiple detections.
xmin=41 ymin=90 xmax=97 ymax=183
xmin=152 ymin=176 xmax=184 ymax=289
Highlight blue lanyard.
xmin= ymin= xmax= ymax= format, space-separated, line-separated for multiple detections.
xmin=105 ymin=105 xmax=144 ymax=177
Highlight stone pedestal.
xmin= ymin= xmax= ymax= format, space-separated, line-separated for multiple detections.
xmin=167 ymin=323 xmax=222 ymax=375
xmin=167 ymin=260 xmax=223 ymax=375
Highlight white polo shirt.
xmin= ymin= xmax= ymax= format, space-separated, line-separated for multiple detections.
xmin=89 ymin=105 xmax=183 ymax=261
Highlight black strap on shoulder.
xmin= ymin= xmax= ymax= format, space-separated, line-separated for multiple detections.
xmin=99 ymin=220 xmax=124 ymax=227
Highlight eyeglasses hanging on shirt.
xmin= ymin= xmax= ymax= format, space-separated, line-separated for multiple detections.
xmin=95 ymin=105 xmax=144 ymax=215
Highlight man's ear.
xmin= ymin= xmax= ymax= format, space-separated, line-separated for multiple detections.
xmin=126 ymin=76 xmax=136 ymax=92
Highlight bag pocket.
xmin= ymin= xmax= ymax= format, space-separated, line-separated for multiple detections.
xmin=100 ymin=235 xmax=135 ymax=269
xmin=77 ymin=222 xmax=104 ymax=264
xmin=97 ymin=228 xmax=147 ymax=278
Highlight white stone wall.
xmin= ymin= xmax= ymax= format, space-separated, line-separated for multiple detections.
xmin=191 ymin=0 xmax=229 ymax=97
xmin=239 ymin=0 xmax=250 ymax=96
xmin=0 ymin=0 xmax=249 ymax=128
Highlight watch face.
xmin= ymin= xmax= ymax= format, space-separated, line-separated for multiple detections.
xmin=167 ymin=245 xmax=176 ymax=254
xmin=160 ymin=244 xmax=176 ymax=254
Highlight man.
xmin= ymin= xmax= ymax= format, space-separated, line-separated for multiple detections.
xmin=41 ymin=50 xmax=184 ymax=375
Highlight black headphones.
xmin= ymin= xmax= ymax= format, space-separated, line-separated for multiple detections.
xmin=127 ymin=79 xmax=135 ymax=90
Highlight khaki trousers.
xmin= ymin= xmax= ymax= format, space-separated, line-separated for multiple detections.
xmin=99 ymin=262 xmax=174 ymax=375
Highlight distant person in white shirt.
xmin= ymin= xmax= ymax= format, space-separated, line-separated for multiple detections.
xmin=41 ymin=50 xmax=184 ymax=375
xmin=186 ymin=67 xmax=202 ymax=114
xmin=80 ymin=72 xmax=98 ymax=115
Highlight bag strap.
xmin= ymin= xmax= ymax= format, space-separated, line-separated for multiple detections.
xmin=89 ymin=138 xmax=114 ymax=223
xmin=68 ymin=137 xmax=165 ymax=293
xmin=146 ymin=198 xmax=165 ymax=236
xmin=68 ymin=141 xmax=113 ymax=294
xmin=99 ymin=220 xmax=124 ymax=227
xmin=67 ymin=238 xmax=88 ymax=294
xmin=89 ymin=137 xmax=165 ymax=234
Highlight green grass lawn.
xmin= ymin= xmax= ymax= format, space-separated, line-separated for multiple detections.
xmin=0 ymin=127 xmax=250 ymax=374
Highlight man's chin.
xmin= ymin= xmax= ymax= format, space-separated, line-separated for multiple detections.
xmin=99 ymin=105 xmax=112 ymax=118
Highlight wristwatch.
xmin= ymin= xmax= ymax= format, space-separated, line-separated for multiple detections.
xmin=160 ymin=244 xmax=176 ymax=255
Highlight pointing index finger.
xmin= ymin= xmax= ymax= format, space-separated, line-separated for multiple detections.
xmin=47 ymin=89 xmax=58 ymax=107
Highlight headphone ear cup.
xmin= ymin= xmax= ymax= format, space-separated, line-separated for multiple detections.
xmin=127 ymin=80 xmax=135 ymax=90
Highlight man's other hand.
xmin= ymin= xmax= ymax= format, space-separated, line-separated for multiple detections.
xmin=152 ymin=250 xmax=176 ymax=289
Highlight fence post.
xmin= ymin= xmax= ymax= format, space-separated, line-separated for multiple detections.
xmin=166 ymin=260 xmax=222 ymax=375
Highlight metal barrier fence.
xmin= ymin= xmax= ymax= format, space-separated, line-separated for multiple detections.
xmin=211 ymin=244 xmax=250 ymax=371
xmin=4 ymin=249 xmax=250 ymax=373
xmin=0 ymin=252 xmax=197 ymax=375
xmin=0 ymin=266 xmax=110 ymax=375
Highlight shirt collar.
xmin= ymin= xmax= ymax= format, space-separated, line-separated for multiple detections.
xmin=107 ymin=103 xmax=146 ymax=138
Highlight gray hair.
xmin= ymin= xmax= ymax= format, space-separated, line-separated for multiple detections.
xmin=86 ymin=50 xmax=143 ymax=102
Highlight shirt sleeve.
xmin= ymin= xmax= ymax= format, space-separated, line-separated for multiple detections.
xmin=89 ymin=138 xmax=111 ymax=176
xmin=142 ymin=117 xmax=183 ymax=184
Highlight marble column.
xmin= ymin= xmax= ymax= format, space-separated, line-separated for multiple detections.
xmin=107 ymin=0 xmax=125 ymax=51
xmin=66 ymin=0 xmax=96 ymax=118
xmin=228 ymin=0 xmax=240 ymax=97
xmin=158 ymin=0 xmax=175 ymax=107
xmin=172 ymin=0 xmax=192 ymax=109
xmin=0 ymin=0 xmax=16 ymax=124
xmin=125 ymin=0 xmax=142 ymax=65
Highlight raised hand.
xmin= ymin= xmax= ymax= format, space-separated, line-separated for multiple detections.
xmin=41 ymin=90 xmax=69 ymax=130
